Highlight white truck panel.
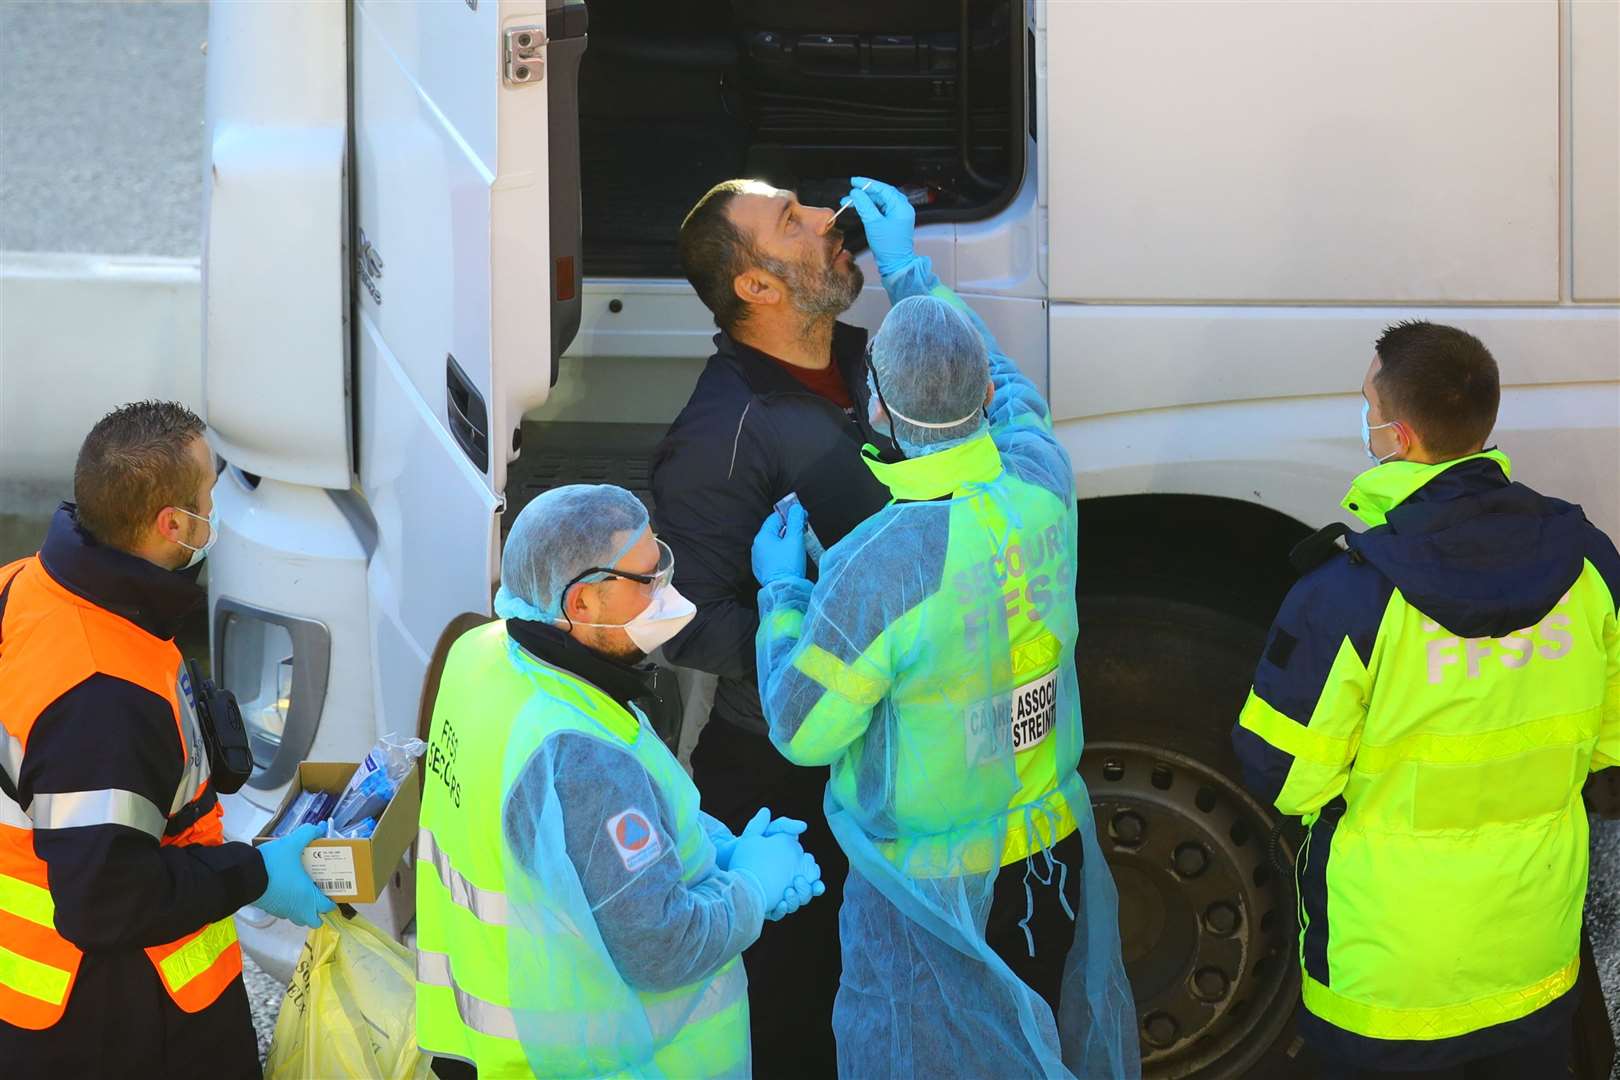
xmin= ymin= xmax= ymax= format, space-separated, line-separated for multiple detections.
xmin=357 ymin=316 xmax=501 ymax=735
xmin=954 ymin=157 xmax=1043 ymax=300
xmin=355 ymin=0 xmax=501 ymax=186
xmin=209 ymin=473 xmax=376 ymax=806
xmin=0 ymin=254 xmax=201 ymax=511
xmin=1049 ymin=305 xmax=1620 ymax=420
xmin=1572 ymin=0 xmax=1620 ymax=302
xmin=201 ymin=0 xmax=350 ymax=488
xmin=209 ymin=473 xmax=386 ymax=982
xmin=353 ymin=1 xmax=498 ymax=486
xmin=1058 ymin=381 xmax=1620 ymax=542
xmin=352 ymin=0 xmax=554 ymax=493
xmin=1045 ymin=0 xmax=1559 ymax=303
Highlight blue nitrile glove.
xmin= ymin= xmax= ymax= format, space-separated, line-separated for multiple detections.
xmin=845 ymin=177 xmax=917 ymax=277
xmin=254 ymin=823 xmax=339 ymax=929
xmin=764 ymin=816 xmax=809 ymax=838
xmin=731 ymin=808 xmax=807 ymax=914
xmin=712 ymin=831 xmax=739 ymax=870
xmin=717 ymin=814 xmax=802 ymax=868
xmin=755 ymin=814 xmax=823 ymax=918
xmin=752 ymin=501 xmax=807 ymax=586
xmin=768 ymin=852 xmax=826 ymax=921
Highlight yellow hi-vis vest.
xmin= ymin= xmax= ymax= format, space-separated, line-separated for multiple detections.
xmin=414 ymin=622 xmax=749 ymax=1077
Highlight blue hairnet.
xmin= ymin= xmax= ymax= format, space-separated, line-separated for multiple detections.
xmin=870 ymin=294 xmax=990 ymax=456
xmin=495 ymin=484 xmax=649 ymax=622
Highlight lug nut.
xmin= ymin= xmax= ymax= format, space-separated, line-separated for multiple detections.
xmin=1142 ymin=1011 xmax=1179 ymax=1049
xmin=1173 ymin=841 xmax=1210 ymax=878
xmin=1111 ymin=810 xmax=1146 ymax=846
xmin=1203 ymin=901 xmax=1240 ymax=935
xmin=1193 ymin=967 xmax=1231 ymax=1001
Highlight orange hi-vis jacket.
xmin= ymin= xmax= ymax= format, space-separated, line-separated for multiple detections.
xmin=0 ymin=508 xmax=264 ymax=1031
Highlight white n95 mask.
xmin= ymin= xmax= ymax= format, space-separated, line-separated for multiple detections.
xmin=572 ymin=584 xmax=696 ymax=655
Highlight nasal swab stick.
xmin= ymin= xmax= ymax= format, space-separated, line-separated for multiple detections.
xmin=825 ymin=181 xmax=874 ymax=233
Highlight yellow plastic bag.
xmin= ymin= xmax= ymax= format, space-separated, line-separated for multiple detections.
xmin=265 ymin=913 xmax=431 ymax=1080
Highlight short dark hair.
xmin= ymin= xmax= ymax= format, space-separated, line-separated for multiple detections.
xmin=74 ymin=400 xmax=208 ymax=549
xmin=678 ymin=180 xmax=762 ymax=333
xmin=1373 ymin=321 xmax=1500 ymax=459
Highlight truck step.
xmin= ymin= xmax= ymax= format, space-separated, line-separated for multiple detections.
xmin=502 ymin=421 xmax=668 ymax=537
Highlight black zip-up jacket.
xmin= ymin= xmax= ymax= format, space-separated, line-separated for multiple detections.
xmin=651 ymin=325 xmax=895 ymax=735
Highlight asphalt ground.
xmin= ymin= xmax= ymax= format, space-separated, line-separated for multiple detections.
xmin=0 ymin=1 xmax=207 ymax=257
xmin=2 ymin=3 xmax=1617 ymax=1073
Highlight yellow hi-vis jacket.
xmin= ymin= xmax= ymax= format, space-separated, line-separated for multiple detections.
xmin=1234 ymin=452 xmax=1619 ymax=1070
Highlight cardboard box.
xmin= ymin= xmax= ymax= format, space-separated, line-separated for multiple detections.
xmin=253 ymin=761 xmax=420 ymax=904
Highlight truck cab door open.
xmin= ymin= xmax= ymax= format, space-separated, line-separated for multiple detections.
xmin=352 ymin=0 xmax=572 ymax=729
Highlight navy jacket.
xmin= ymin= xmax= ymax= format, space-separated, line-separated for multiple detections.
xmin=651 ymin=325 xmax=894 ymax=735
xmin=1233 ymin=457 xmax=1620 ymax=1071
xmin=0 ymin=507 xmax=263 ymax=1072
xmin=1235 ymin=457 xmax=1620 ymax=806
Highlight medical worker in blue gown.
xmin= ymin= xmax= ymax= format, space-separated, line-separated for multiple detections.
xmin=749 ymin=179 xmax=1139 ymax=1078
xmin=416 ymin=485 xmax=825 ymax=1078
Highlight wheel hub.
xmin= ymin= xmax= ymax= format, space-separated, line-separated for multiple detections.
xmin=1082 ymin=742 xmax=1298 ymax=1078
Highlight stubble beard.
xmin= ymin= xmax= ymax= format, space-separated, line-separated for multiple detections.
xmin=768 ymin=251 xmax=865 ymax=334
xmin=587 ymin=625 xmax=646 ymax=665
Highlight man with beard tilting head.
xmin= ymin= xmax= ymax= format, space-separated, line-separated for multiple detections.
xmin=651 ymin=177 xmax=907 ymax=1077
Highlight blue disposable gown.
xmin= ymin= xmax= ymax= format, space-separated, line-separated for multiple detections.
xmin=756 ymin=259 xmax=1140 ymax=1078
xmin=500 ymin=687 xmax=766 ymax=1076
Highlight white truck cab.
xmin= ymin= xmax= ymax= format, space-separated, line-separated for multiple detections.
xmin=201 ymin=2 xmax=1618 ymax=1075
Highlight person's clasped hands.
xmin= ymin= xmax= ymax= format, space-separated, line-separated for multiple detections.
xmin=723 ymin=807 xmax=825 ymax=921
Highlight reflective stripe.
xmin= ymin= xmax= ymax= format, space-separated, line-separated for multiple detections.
xmin=0 ymin=873 xmax=56 ymax=929
xmin=418 ymin=948 xmax=743 ymax=1049
xmin=1238 ymin=691 xmax=1358 ymax=768
xmin=1 ymin=734 xmax=23 ymax=825
xmin=30 ymin=788 xmax=165 ymax=837
xmin=1355 ymin=705 xmax=1601 ymax=773
xmin=0 ymin=790 xmax=29 ymax=829
xmin=793 ymin=644 xmax=886 ymax=707
xmin=157 ymin=917 xmax=237 ymax=992
xmin=644 ymin=958 xmax=745 ymax=1039
xmin=170 ymin=677 xmax=212 ymax=815
xmin=0 ymin=942 xmax=71 ymax=1007
xmin=1 ymin=733 xmax=22 ymax=781
xmin=1009 ymin=631 xmax=1062 ymax=683
xmin=418 ymin=829 xmax=511 ymax=927
xmin=767 ymin=606 xmax=804 ymax=639
xmin=417 ymin=948 xmax=521 ymax=1040
xmin=1302 ymin=953 xmax=1579 ymax=1040
xmin=928 ymin=282 xmax=973 ymax=315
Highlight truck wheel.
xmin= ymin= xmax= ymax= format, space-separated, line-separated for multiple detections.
xmin=1077 ymin=594 xmax=1306 ymax=1079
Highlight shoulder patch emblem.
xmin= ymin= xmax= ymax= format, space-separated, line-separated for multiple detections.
xmin=606 ymin=808 xmax=663 ymax=872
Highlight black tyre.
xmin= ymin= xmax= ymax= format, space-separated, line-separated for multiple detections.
xmin=1077 ymin=594 xmax=1307 ymax=1079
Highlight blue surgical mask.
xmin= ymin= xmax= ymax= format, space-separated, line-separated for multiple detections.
xmin=174 ymin=506 xmax=219 ymax=568
xmin=1360 ymin=399 xmax=1401 ymax=464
